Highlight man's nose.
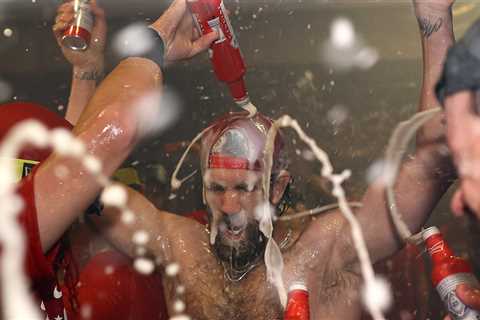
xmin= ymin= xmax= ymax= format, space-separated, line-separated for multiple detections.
xmin=221 ymin=190 xmax=241 ymax=215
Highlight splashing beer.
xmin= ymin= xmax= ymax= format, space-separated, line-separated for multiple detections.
xmin=62 ymin=0 xmax=93 ymax=51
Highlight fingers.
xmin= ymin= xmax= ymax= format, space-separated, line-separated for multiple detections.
xmin=89 ymin=0 xmax=107 ymax=39
xmin=190 ymin=30 xmax=219 ymax=57
xmin=90 ymin=0 xmax=106 ymax=20
xmin=160 ymin=0 xmax=188 ymax=36
xmin=443 ymin=315 xmax=452 ymax=320
xmin=53 ymin=2 xmax=74 ymax=36
xmin=57 ymin=1 xmax=74 ymax=15
xmin=456 ymin=284 xmax=480 ymax=310
xmin=149 ymin=0 xmax=189 ymax=46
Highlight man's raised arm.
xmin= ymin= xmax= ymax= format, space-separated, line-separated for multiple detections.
xmin=32 ymin=0 xmax=218 ymax=252
xmin=344 ymin=0 xmax=456 ymax=264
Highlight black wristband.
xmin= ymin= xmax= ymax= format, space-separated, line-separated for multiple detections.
xmin=435 ymin=19 xmax=480 ymax=106
xmin=141 ymin=27 xmax=166 ymax=68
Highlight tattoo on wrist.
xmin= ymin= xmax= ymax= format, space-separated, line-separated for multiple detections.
xmin=417 ymin=16 xmax=443 ymax=38
xmin=74 ymin=70 xmax=104 ymax=81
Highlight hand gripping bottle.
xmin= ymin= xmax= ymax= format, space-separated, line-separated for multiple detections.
xmin=62 ymin=0 xmax=93 ymax=51
xmin=423 ymin=226 xmax=480 ymax=320
xmin=284 ymin=282 xmax=310 ymax=320
xmin=187 ymin=0 xmax=250 ymax=107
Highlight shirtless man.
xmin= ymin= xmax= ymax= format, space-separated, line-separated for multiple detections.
xmin=84 ymin=0 xmax=456 ymax=319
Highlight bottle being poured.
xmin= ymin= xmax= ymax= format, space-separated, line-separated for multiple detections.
xmin=187 ymin=0 xmax=256 ymax=116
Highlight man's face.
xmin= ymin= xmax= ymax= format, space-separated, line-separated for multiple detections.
xmin=203 ymin=168 xmax=267 ymax=271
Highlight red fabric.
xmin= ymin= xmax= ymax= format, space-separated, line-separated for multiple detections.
xmin=0 ymin=102 xmax=72 ymax=161
xmin=208 ymin=154 xmax=261 ymax=171
xmin=12 ymin=166 xmax=170 ymax=320
xmin=65 ymin=211 xmax=209 ymax=319
xmin=68 ymin=251 xmax=168 ymax=320
xmin=15 ymin=169 xmax=67 ymax=319
xmin=0 ymin=101 xmax=72 ymax=318
xmin=0 ymin=101 xmax=170 ymax=319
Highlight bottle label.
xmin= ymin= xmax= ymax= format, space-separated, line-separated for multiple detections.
xmin=436 ymin=273 xmax=480 ymax=320
xmin=208 ymin=17 xmax=225 ymax=42
xmin=218 ymin=1 xmax=239 ymax=48
xmin=73 ymin=0 xmax=94 ymax=32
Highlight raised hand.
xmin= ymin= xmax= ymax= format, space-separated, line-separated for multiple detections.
xmin=443 ymin=284 xmax=480 ymax=320
xmin=150 ymin=0 xmax=218 ymax=66
xmin=52 ymin=0 xmax=106 ymax=74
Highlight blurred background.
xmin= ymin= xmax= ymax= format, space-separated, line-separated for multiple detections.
xmin=1 ymin=0 xmax=480 ymax=318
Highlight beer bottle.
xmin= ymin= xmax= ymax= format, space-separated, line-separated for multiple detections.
xmin=284 ymin=282 xmax=309 ymax=320
xmin=423 ymin=226 xmax=480 ymax=320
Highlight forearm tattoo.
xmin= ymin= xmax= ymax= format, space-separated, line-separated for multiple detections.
xmin=417 ymin=16 xmax=443 ymax=38
xmin=74 ymin=70 xmax=104 ymax=81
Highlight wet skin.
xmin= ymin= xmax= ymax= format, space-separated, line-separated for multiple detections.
xmin=98 ymin=168 xmax=365 ymax=320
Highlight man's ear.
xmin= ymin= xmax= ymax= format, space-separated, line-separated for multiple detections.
xmin=270 ymin=170 xmax=291 ymax=205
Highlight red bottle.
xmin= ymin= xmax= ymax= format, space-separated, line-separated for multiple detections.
xmin=423 ymin=226 xmax=480 ymax=320
xmin=284 ymin=282 xmax=310 ymax=320
xmin=62 ymin=0 xmax=93 ymax=51
xmin=187 ymin=0 xmax=250 ymax=107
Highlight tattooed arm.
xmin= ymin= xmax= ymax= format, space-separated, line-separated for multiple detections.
xmin=415 ymin=0 xmax=454 ymax=143
xmin=335 ymin=0 xmax=456 ymax=266
xmin=417 ymin=15 xmax=443 ymax=38
xmin=52 ymin=0 xmax=106 ymax=125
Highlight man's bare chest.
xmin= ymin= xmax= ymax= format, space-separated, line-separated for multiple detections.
xmin=168 ymin=260 xmax=283 ymax=320
xmin=161 ymin=215 xmax=362 ymax=319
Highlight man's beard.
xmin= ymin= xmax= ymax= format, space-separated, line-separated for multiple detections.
xmin=210 ymin=212 xmax=267 ymax=280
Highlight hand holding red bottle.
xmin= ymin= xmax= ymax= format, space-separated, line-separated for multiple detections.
xmin=444 ymin=285 xmax=480 ymax=320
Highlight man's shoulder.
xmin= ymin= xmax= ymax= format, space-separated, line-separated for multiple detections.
xmin=286 ymin=206 xmax=357 ymax=268
xmin=281 ymin=207 xmax=344 ymax=250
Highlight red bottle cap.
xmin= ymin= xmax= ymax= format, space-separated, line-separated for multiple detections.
xmin=284 ymin=282 xmax=309 ymax=320
xmin=422 ymin=226 xmax=440 ymax=241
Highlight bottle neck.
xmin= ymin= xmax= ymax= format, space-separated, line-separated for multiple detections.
xmin=228 ymin=78 xmax=248 ymax=102
xmin=425 ymin=233 xmax=455 ymax=264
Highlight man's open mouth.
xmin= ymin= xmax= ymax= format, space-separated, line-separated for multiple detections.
xmin=224 ymin=225 xmax=245 ymax=239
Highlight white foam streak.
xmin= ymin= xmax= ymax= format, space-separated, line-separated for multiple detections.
xmin=268 ymin=115 xmax=388 ymax=320
xmin=261 ymin=122 xmax=287 ymax=307
xmin=0 ymin=121 xmax=49 ymax=320
xmin=384 ymin=107 xmax=442 ymax=241
xmin=170 ymin=127 xmax=210 ymax=193
xmin=242 ymin=102 xmax=257 ymax=117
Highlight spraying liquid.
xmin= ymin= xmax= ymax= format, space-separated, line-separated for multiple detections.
xmin=262 ymin=115 xmax=389 ymax=319
xmin=187 ymin=0 xmax=253 ymax=110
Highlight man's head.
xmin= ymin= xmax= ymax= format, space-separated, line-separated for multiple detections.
xmin=200 ymin=111 xmax=290 ymax=277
